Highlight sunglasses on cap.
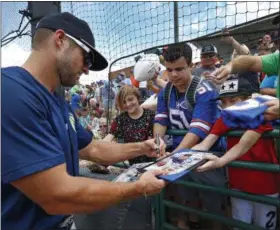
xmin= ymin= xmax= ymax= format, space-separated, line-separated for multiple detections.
xmin=65 ymin=33 xmax=94 ymax=69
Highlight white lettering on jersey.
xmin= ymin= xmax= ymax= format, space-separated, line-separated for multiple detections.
xmin=196 ymin=81 xmax=213 ymax=95
xmin=197 ymin=86 xmax=206 ymax=95
xmin=169 ymin=109 xmax=190 ymax=129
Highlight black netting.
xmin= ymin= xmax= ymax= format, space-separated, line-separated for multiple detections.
xmin=1 ymin=2 xmax=31 ymax=49
xmin=60 ymin=2 xmax=279 ymax=66
xmin=3 ymin=2 xmax=279 ymax=73
xmin=60 ymin=2 xmax=279 ymax=126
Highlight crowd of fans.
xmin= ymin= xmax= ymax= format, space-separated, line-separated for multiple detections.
xmin=67 ymin=25 xmax=279 ymax=230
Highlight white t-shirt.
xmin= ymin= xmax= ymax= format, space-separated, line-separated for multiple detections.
xmin=91 ymin=117 xmax=100 ymax=131
xmin=139 ymin=81 xmax=147 ymax=88
xmin=121 ymin=78 xmax=132 ymax=86
xmin=95 ymin=87 xmax=101 ymax=98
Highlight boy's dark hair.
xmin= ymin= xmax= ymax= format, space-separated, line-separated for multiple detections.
xmin=163 ymin=43 xmax=192 ymax=65
xmin=238 ymin=95 xmax=251 ymax=101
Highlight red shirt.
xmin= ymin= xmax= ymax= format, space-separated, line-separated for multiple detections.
xmin=211 ymin=118 xmax=279 ymax=195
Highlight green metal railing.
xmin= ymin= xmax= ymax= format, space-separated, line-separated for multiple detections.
xmin=155 ymin=128 xmax=280 ymax=230
xmin=112 ymin=127 xmax=280 ymax=229
xmin=167 ymin=129 xmax=280 ymax=138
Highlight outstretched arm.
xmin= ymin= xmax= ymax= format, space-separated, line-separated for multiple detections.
xmin=79 ymin=138 xmax=166 ymax=165
xmin=197 ymin=130 xmax=262 ymax=172
xmin=219 ymin=130 xmax=261 ymax=164
xmin=260 ymin=88 xmax=277 ymax=97
xmin=173 ymin=132 xmax=200 ymax=152
xmin=103 ymin=133 xmax=115 ymax=142
xmin=221 ymin=28 xmax=250 ymax=55
xmin=192 ymin=134 xmax=219 ymax=151
xmin=12 ymin=164 xmax=166 ymax=215
xmin=212 ymin=55 xmax=263 ymax=84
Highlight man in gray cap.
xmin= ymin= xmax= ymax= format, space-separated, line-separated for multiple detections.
xmin=2 ymin=12 xmax=166 ymax=230
xmin=192 ymin=44 xmax=219 ymax=78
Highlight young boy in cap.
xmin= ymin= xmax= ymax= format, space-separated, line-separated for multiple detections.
xmin=192 ymin=77 xmax=279 ymax=229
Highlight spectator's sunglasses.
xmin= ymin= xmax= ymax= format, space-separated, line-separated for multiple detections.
xmin=65 ymin=33 xmax=93 ymax=69
xmin=201 ymin=53 xmax=216 ymax=59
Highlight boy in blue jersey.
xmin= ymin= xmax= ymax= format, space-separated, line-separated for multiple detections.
xmin=154 ymin=43 xmax=225 ymax=229
xmin=2 ymin=12 xmax=167 ymax=230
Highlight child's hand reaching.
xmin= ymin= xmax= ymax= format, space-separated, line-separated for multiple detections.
xmin=192 ymin=144 xmax=208 ymax=151
xmin=196 ymin=154 xmax=225 ymax=172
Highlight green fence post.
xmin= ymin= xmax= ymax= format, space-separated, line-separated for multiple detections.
xmin=154 ymin=194 xmax=161 ymax=230
xmin=159 ymin=189 xmax=166 ymax=230
xmin=163 ymin=200 xmax=266 ymax=230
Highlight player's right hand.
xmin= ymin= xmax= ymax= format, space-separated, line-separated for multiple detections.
xmin=136 ymin=170 xmax=166 ymax=196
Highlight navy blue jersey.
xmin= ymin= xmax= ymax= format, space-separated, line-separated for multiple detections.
xmin=155 ymin=77 xmax=219 ymax=149
xmin=2 ymin=67 xmax=93 ymax=230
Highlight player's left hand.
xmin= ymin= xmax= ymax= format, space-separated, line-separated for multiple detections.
xmin=141 ymin=138 xmax=166 ymax=158
xmin=196 ymin=154 xmax=224 ymax=172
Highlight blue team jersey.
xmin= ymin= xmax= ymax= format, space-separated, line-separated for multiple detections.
xmin=155 ymin=77 xmax=219 ymax=149
xmin=1 ymin=67 xmax=93 ymax=230
xmin=221 ymin=95 xmax=280 ymax=129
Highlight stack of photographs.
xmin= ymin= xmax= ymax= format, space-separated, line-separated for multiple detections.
xmin=113 ymin=149 xmax=213 ymax=183
xmin=113 ymin=162 xmax=153 ymax=183
xmin=138 ymin=149 xmax=212 ymax=182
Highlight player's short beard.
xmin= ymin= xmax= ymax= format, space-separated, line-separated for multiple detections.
xmin=57 ymin=49 xmax=77 ymax=87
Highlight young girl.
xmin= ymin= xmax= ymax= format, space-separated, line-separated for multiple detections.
xmin=104 ymin=85 xmax=155 ymax=165
xmin=193 ymin=78 xmax=279 ymax=229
